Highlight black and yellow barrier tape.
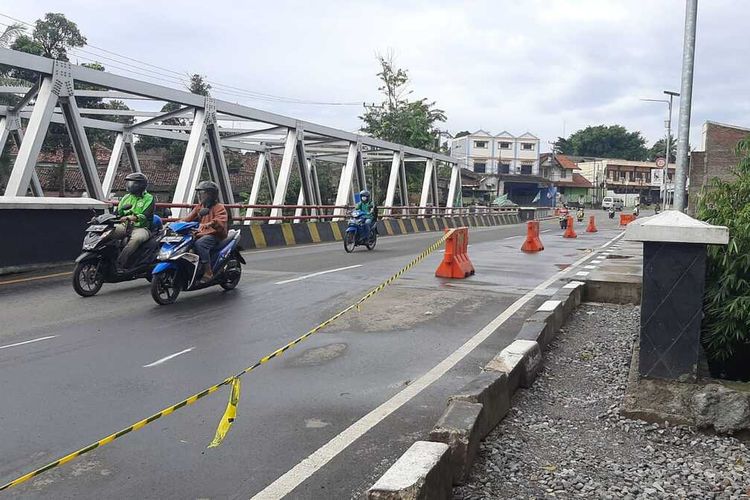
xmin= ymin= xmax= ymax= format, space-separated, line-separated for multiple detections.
xmin=0 ymin=230 xmax=453 ymax=492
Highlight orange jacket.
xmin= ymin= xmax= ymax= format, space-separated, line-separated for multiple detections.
xmin=182 ymin=203 xmax=228 ymax=240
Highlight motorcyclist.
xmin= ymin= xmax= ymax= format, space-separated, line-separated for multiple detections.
xmin=576 ymin=206 xmax=585 ymax=222
xmin=608 ymin=206 xmax=616 ymax=219
xmin=355 ymin=190 xmax=377 ymax=236
xmin=654 ymin=202 xmax=661 ymax=214
xmin=182 ymin=181 xmax=228 ymax=284
xmin=110 ymin=172 xmax=154 ymax=270
xmin=634 ymin=204 xmax=640 ymax=217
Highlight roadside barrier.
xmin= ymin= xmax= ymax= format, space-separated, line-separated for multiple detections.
xmin=586 ymin=215 xmax=598 ymax=233
xmin=520 ymin=221 xmax=544 ymax=253
xmin=563 ymin=216 xmax=577 ymax=239
xmin=435 ymin=227 xmax=475 ymax=279
xmin=620 ymin=213 xmax=637 ymax=226
xmin=0 ymin=231 xmax=452 ymax=492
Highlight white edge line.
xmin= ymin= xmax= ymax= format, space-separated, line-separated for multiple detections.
xmin=143 ymin=347 xmax=195 ymax=368
xmin=251 ymin=230 xmax=624 ymax=499
xmin=275 ymin=265 xmax=363 ymax=285
xmin=0 ymin=335 xmax=58 ymax=351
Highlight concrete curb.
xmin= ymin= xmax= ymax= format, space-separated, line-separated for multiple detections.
xmin=367 ymin=441 xmax=452 ymax=500
xmin=366 ymin=277 xmax=587 ymax=492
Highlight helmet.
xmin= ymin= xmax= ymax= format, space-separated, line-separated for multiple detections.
xmin=359 ymin=190 xmax=371 ymax=203
xmin=196 ymin=180 xmax=219 ymax=205
xmin=124 ymin=172 xmax=148 ymax=196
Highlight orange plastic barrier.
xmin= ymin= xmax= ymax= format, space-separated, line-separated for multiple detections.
xmin=563 ymin=216 xmax=577 ymax=238
xmin=521 ymin=220 xmax=544 ymax=252
xmin=620 ymin=213 xmax=637 ymax=226
xmin=435 ymin=227 xmax=475 ymax=279
xmin=586 ymin=215 xmax=598 ymax=233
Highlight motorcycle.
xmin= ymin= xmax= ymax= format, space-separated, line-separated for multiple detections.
xmin=150 ymin=210 xmax=244 ymax=305
xmin=558 ymin=208 xmax=569 ymax=229
xmin=72 ymin=204 xmax=163 ymax=297
xmin=576 ymin=208 xmax=585 ymax=222
xmin=344 ymin=210 xmax=377 ymax=253
xmin=608 ymin=208 xmax=616 ymax=219
xmin=634 ymin=206 xmax=640 ymax=217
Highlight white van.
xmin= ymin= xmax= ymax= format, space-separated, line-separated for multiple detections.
xmin=601 ymin=197 xmax=624 ymax=211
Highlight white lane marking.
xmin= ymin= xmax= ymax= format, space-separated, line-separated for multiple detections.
xmin=143 ymin=347 xmax=195 ymax=368
xmin=576 ymin=271 xmax=590 ymax=276
xmin=251 ymin=230 xmax=624 ymax=500
xmin=541 ymin=229 xmax=552 ymax=233
xmin=592 ymin=260 xmax=603 ymax=264
xmin=584 ymin=265 xmax=596 ymax=269
xmin=0 ymin=335 xmax=57 ymax=351
xmin=274 ymin=265 xmax=362 ymax=285
xmin=503 ymin=235 xmax=521 ymax=240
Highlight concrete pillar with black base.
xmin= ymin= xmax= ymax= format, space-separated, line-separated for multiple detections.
xmin=625 ymin=211 xmax=728 ymax=381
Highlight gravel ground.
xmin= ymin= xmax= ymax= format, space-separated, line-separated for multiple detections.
xmin=454 ymin=303 xmax=750 ymax=500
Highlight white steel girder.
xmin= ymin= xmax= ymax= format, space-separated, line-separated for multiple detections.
xmin=383 ymin=150 xmax=406 ymax=215
xmin=4 ymin=76 xmax=57 ymax=197
xmin=171 ymin=108 xmax=208 ymax=218
xmin=418 ymin=158 xmax=438 ymax=215
xmin=333 ymin=142 xmax=359 ymax=217
xmin=269 ymin=128 xmax=297 ymax=223
xmin=244 ymin=150 xmax=276 ymax=223
xmin=0 ymin=115 xmax=42 ymax=196
xmin=446 ymin=163 xmax=461 ymax=212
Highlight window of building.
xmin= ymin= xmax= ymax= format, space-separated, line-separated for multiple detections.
xmin=474 ymin=162 xmax=486 ymax=173
xmin=521 ymin=164 xmax=533 ymax=175
xmin=499 ymin=163 xmax=510 ymax=174
xmin=619 ymin=171 xmax=626 ymax=180
xmin=474 ymin=141 xmax=488 ymax=149
xmin=499 ymin=141 xmax=511 ymax=149
xmin=561 ymin=169 xmax=568 ymax=178
xmin=521 ymin=143 xmax=535 ymax=151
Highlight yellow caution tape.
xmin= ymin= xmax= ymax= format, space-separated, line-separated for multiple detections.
xmin=0 ymin=230 xmax=453 ymax=492
xmin=208 ymin=377 xmax=241 ymax=448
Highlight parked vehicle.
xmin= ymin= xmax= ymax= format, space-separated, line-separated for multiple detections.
xmin=150 ymin=212 xmax=244 ymax=305
xmin=601 ymin=196 xmax=624 ymax=211
xmin=72 ymin=205 xmax=163 ymax=297
xmin=344 ymin=209 xmax=377 ymax=253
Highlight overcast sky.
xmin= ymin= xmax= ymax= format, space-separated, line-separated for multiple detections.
xmin=5 ymin=0 xmax=749 ymax=152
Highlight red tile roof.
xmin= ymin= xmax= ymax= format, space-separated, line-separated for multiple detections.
xmin=556 ymin=172 xmax=592 ymax=188
xmin=556 ymin=154 xmax=579 ymax=170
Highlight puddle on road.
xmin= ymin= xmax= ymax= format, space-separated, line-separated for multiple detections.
xmin=555 ymin=263 xmax=571 ymax=270
xmin=286 ymin=343 xmax=348 ymax=367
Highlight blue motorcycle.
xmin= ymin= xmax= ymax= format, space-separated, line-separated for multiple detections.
xmin=344 ymin=209 xmax=377 ymax=253
xmin=150 ymin=213 xmax=244 ymax=305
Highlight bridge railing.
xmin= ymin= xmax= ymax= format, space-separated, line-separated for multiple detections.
xmin=112 ymin=202 xmax=519 ymax=223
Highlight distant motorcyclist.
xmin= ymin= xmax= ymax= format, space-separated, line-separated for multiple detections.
xmin=576 ymin=206 xmax=585 ymax=222
xmin=355 ymin=190 xmax=377 ymax=236
xmin=110 ymin=172 xmax=154 ymax=270
xmin=654 ymin=202 xmax=661 ymax=214
xmin=608 ymin=206 xmax=616 ymax=219
xmin=634 ymin=204 xmax=640 ymax=217
xmin=182 ymin=181 xmax=228 ymax=284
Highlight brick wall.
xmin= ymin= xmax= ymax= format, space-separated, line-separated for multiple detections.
xmin=688 ymin=122 xmax=750 ymax=214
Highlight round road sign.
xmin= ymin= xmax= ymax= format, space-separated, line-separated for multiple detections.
xmin=655 ymin=157 xmax=666 ymax=168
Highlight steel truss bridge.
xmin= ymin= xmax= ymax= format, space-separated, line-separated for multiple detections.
xmin=0 ymin=48 xmax=464 ymax=220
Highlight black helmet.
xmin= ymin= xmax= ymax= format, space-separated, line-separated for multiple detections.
xmin=359 ymin=190 xmax=371 ymax=203
xmin=124 ymin=172 xmax=148 ymax=196
xmin=196 ymin=180 xmax=219 ymax=205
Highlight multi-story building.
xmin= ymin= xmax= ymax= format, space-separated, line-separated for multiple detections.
xmin=577 ymin=159 xmax=676 ymax=205
xmin=450 ymin=130 xmax=541 ymax=175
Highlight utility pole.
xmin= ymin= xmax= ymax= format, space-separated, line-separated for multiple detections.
xmin=674 ymin=0 xmax=698 ymax=211
xmin=664 ymin=90 xmax=679 ymax=209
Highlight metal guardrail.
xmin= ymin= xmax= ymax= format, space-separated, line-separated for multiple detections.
xmin=110 ymin=201 xmax=520 ymax=223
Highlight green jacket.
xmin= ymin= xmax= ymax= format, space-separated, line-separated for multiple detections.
xmin=355 ymin=200 xmax=375 ymax=218
xmin=118 ymin=192 xmax=155 ymax=229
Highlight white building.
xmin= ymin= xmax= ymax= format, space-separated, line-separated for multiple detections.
xmin=450 ymin=130 xmax=541 ymax=176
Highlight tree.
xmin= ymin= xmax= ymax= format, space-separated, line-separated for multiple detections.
xmin=360 ymin=54 xmax=446 ymax=199
xmin=648 ymin=135 xmax=677 ymax=163
xmin=454 ymin=130 xmax=471 ymax=138
xmin=696 ymin=135 xmax=750 ymax=370
xmin=558 ymin=125 xmax=648 ymax=160
xmin=0 ymin=23 xmax=25 ymax=48
xmin=187 ymin=74 xmax=211 ymax=96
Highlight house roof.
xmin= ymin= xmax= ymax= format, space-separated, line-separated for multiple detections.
xmin=556 ymin=173 xmax=593 ymax=188
xmin=540 ymin=153 xmax=579 ymax=170
xmin=517 ymin=132 xmax=539 ymax=140
xmin=471 ymin=129 xmax=493 ymax=137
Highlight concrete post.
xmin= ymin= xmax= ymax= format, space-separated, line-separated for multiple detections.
xmin=625 ymin=211 xmax=728 ymax=381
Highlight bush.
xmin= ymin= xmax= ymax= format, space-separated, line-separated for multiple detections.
xmin=696 ymin=136 xmax=750 ymax=362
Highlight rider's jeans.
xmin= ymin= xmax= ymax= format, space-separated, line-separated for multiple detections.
xmin=364 ymin=218 xmax=373 ymax=235
xmin=110 ymin=224 xmax=150 ymax=267
xmin=194 ymin=235 xmax=219 ymax=265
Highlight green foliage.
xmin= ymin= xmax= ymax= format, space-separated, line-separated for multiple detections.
xmin=0 ymin=23 xmax=25 ymax=47
xmin=360 ymin=54 xmax=446 ymax=152
xmin=556 ymin=125 xmax=648 ymax=160
xmin=31 ymin=12 xmax=86 ymax=60
xmin=454 ymin=130 xmax=471 ymax=138
xmin=696 ymin=135 xmax=750 ymax=361
xmin=648 ymin=135 xmax=676 ymax=162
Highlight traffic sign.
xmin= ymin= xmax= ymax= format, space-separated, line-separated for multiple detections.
xmin=656 ymin=157 xmax=666 ymax=168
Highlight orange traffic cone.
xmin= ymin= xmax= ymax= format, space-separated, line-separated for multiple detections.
xmin=563 ymin=216 xmax=577 ymax=238
xmin=586 ymin=215 xmax=598 ymax=233
xmin=435 ymin=227 xmax=475 ymax=278
xmin=521 ymin=220 xmax=544 ymax=252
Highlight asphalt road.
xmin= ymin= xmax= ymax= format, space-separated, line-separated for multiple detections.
xmin=0 ymin=211 xmax=625 ymax=499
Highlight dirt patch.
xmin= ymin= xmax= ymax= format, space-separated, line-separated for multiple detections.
xmin=286 ymin=343 xmax=348 ymax=367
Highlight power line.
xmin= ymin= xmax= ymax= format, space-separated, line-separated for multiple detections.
xmin=0 ymin=12 xmax=361 ymax=106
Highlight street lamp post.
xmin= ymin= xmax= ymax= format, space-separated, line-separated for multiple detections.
xmin=641 ymin=90 xmax=680 ymax=208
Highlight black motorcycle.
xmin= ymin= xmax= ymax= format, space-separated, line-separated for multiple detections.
xmin=608 ymin=208 xmax=616 ymax=219
xmin=72 ymin=205 xmax=163 ymax=297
